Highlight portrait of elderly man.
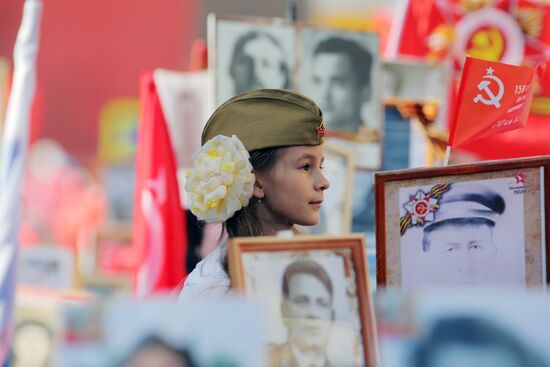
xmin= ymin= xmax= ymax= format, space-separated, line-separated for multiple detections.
xmin=270 ymin=259 xmax=335 ymax=367
xmin=416 ymin=182 xmax=507 ymax=288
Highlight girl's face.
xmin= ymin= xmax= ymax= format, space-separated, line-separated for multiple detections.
xmin=254 ymin=145 xmax=330 ymax=231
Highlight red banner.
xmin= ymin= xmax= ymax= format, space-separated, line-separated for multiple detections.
xmin=449 ymin=57 xmax=535 ymax=147
xmin=133 ymin=72 xmax=187 ymax=296
xmin=388 ymin=0 xmax=550 ymax=95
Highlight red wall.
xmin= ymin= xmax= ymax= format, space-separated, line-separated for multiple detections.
xmin=0 ymin=0 xmax=199 ymax=164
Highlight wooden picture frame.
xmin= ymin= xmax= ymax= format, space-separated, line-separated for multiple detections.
xmin=228 ymin=235 xmax=378 ymax=367
xmin=375 ymin=156 xmax=550 ymax=289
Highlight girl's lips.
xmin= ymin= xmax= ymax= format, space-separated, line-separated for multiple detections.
xmin=309 ymin=201 xmax=323 ymax=209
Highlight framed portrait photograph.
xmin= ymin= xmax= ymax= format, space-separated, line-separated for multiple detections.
xmin=299 ymin=26 xmax=381 ymax=169
xmin=153 ymin=69 xmax=214 ymax=170
xmin=375 ymin=156 xmax=550 ymax=289
xmin=228 ymin=235 xmax=378 ymax=367
xmin=209 ymin=15 xmax=295 ymax=106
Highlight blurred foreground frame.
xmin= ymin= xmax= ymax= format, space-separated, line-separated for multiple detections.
xmin=228 ymin=234 xmax=379 ymax=367
xmin=375 ymin=155 xmax=550 ymax=289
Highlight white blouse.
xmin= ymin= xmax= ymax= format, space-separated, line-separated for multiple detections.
xmin=178 ymin=240 xmax=230 ymax=300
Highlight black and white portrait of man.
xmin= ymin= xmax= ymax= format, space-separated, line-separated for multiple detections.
xmin=399 ymin=178 xmax=528 ymax=290
xmin=241 ymin=250 xmax=365 ymax=366
xmin=300 ymin=28 xmax=381 ymax=169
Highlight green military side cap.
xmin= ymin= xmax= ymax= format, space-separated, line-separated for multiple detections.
xmin=201 ymin=89 xmax=326 ymax=151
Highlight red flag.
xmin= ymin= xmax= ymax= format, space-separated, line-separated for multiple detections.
xmin=133 ymin=72 xmax=187 ymax=296
xmin=448 ymin=57 xmax=535 ymax=148
xmin=387 ymin=0 xmax=451 ymax=60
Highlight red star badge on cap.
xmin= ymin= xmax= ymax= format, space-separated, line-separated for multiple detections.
xmin=316 ymin=124 xmax=327 ymax=138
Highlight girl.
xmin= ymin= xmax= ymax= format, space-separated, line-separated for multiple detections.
xmin=180 ymin=89 xmax=330 ymax=298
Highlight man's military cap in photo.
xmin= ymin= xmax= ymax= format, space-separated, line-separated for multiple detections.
xmin=201 ymin=89 xmax=326 ymax=151
xmin=424 ymin=182 xmax=506 ymax=231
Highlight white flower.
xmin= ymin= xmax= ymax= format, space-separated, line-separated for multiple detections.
xmin=185 ymin=135 xmax=255 ymax=223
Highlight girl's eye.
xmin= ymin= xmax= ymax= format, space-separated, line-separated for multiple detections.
xmin=300 ymin=164 xmax=311 ymax=171
xmin=320 ymin=165 xmax=325 ymax=170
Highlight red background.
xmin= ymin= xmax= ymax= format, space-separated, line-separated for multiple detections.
xmin=0 ymin=0 xmax=199 ymax=165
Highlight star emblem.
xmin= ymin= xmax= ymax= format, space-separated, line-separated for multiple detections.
xmin=486 ymin=67 xmax=494 ymax=75
xmin=515 ymin=172 xmax=526 ymax=184
xmin=403 ymin=190 xmax=439 ymax=225
xmin=316 ymin=124 xmax=327 ymax=138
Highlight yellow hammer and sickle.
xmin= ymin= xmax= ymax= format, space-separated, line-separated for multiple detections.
xmin=467 ymin=28 xmax=505 ymax=61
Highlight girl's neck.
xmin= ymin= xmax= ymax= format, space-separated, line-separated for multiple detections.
xmin=255 ymin=200 xmax=294 ymax=236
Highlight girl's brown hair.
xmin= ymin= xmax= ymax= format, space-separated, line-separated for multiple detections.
xmin=223 ymin=147 xmax=283 ymax=238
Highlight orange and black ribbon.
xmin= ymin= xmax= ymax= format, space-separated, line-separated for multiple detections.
xmin=399 ymin=183 xmax=450 ymax=236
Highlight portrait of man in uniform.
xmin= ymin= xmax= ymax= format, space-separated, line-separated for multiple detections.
xmin=398 ymin=179 xmax=528 ymax=290
xmin=270 ymin=259 xmax=335 ymax=367
xmin=419 ymin=183 xmax=505 ymax=287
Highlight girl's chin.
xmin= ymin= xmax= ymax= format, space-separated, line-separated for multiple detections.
xmin=296 ymin=215 xmax=320 ymax=227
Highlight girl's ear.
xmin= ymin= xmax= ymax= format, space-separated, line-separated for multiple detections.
xmin=252 ymin=174 xmax=265 ymax=199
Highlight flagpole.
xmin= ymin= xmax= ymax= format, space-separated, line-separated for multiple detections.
xmin=0 ymin=0 xmax=42 ymax=363
xmin=443 ymin=146 xmax=451 ymax=167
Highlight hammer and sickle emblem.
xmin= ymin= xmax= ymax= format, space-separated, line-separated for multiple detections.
xmin=473 ymin=68 xmax=504 ymax=108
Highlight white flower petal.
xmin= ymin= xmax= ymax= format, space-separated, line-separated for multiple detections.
xmin=185 ymin=134 xmax=255 ymax=222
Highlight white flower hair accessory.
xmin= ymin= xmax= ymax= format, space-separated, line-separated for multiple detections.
xmin=185 ymin=135 xmax=255 ymax=223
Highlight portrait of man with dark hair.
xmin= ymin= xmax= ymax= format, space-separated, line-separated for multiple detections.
xmin=270 ymin=259 xmax=335 ymax=367
xmin=308 ymin=36 xmax=373 ymax=134
xmin=410 ymin=315 xmax=547 ymax=367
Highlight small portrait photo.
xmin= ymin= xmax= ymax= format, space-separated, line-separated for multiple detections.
xmin=228 ymin=235 xmax=377 ymax=367
xmin=11 ymin=320 xmax=55 ymax=367
xmin=211 ymin=16 xmax=295 ymax=106
xmin=299 ymin=27 xmax=381 ymax=169
xmin=153 ymin=69 xmax=214 ymax=170
xmin=103 ymin=297 xmax=264 ymax=367
xmin=375 ymin=159 xmax=548 ymax=289
xmin=376 ymin=290 xmax=550 ymax=367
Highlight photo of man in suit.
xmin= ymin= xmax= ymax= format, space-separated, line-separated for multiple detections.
xmin=270 ymin=259 xmax=335 ymax=367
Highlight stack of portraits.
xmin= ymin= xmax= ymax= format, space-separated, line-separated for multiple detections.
xmin=374 ymin=157 xmax=550 ymax=290
xmin=210 ymin=15 xmax=382 ymax=236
